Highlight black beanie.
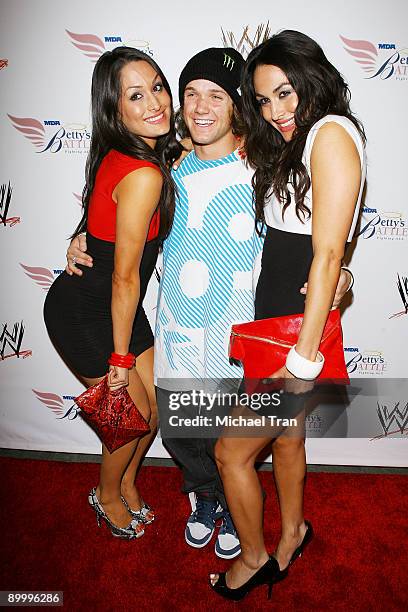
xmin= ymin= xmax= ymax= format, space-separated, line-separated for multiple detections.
xmin=178 ymin=47 xmax=245 ymax=109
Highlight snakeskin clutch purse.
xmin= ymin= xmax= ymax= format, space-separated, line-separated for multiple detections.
xmin=75 ymin=377 xmax=150 ymax=453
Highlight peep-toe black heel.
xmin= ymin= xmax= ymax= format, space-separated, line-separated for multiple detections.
xmin=275 ymin=520 xmax=314 ymax=582
xmin=209 ymin=556 xmax=280 ymax=601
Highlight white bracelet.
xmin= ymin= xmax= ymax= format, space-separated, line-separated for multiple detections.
xmin=340 ymin=266 xmax=354 ymax=292
xmin=286 ymin=345 xmax=325 ymax=380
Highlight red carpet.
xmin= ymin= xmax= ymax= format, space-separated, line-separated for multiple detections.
xmin=1 ymin=457 xmax=407 ymax=611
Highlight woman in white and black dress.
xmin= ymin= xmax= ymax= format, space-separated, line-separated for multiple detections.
xmin=209 ymin=30 xmax=366 ymax=601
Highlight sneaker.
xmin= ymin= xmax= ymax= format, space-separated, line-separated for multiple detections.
xmin=215 ymin=510 xmax=241 ymax=559
xmin=185 ymin=492 xmax=222 ymax=548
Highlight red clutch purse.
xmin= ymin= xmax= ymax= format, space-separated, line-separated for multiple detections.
xmin=229 ymin=309 xmax=349 ymax=384
xmin=75 ymin=377 xmax=150 ymax=453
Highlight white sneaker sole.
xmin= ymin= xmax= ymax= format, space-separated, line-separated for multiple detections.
xmin=185 ymin=527 xmax=215 ymax=548
xmin=214 ymin=546 xmax=242 ymax=559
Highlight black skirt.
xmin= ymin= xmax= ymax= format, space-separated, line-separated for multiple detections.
xmin=255 ymin=226 xmax=314 ymax=320
xmin=44 ymin=233 xmax=159 ymax=378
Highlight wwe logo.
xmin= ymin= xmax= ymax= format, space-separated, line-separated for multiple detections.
xmin=377 ymin=401 xmax=408 ymax=436
xmin=0 ymin=181 xmax=19 ymax=227
xmin=390 ymin=274 xmax=408 ymax=318
xmin=221 ymin=22 xmax=271 ymax=58
xmin=0 ymin=321 xmax=31 ymax=360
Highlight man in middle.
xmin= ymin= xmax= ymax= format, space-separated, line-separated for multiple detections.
xmin=154 ymin=47 xmax=260 ymax=560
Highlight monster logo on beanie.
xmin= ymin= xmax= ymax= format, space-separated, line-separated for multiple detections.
xmin=178 ymin=47 xmax=245 ymax=109
xmin=223 ymin=52 xmax=235 ymax=70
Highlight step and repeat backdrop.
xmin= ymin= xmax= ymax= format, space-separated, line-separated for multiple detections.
xmin=1 ymin=0 xmax=407 ymax=465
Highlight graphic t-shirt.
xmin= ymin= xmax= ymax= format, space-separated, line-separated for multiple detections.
xmin=154 ymin=149 xmax=263 ymax=389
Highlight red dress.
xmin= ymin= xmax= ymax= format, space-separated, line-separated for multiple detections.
xmin=44 ymin=150 xmax=162 ymax=378
xmin=88 ymin=149 xmax=161 ymax=243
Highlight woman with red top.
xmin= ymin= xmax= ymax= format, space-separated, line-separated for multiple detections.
xmin=44 ymin=47 xmax=181 ymax=539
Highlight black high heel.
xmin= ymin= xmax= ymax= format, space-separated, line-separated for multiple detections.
xmin=209 ymin=556 xmax=280 ymax=601
xmin=275 ymin=520 xmax=314 ymax=582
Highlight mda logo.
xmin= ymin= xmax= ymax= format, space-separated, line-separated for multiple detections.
xmin=341 ymin=35 xmax=408 ymax=81
xmin=20 ymin=264 xmax=63 ymax=291
xmin=7 ymin=115 xmax=90 ymax=154
xmin=357 ymin=208 xmax=407 ymax=241
xmin=66 ymin=30 xmax=154 ymax=62
xmin=33 ymin=389 xmax=79 ymax=420
xmin=344 ymin=347 xmax=387 ymax=375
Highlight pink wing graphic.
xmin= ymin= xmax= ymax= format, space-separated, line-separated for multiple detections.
xmin=73 ymin=192 xmax=82 ymax=206
xmin=7 ymin=115 xmax=46 ymax=149
xmin=20 ymin=264 xmax=54 ymax=290
xmin=340 ymin=36 xmax=378 ymax=75
xmin=66 ymin=30 xmax=105 ymax=62
xmin=32 ymin=389 xmax=65 ymax=416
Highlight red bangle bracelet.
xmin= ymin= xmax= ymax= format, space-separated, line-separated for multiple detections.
xmin=108 ymin=358 xmax=135 ymax=368
xmin=108 ymin=359 xmax=134 ymax=368
xmin=110 ymin=352 xmax=135 ymax=361
xmin=109 ymin=353 xmax=136 ymax=367
xmin=109 ymin=352 xmax=133 ymax=361
xmin=110 ymin=353 xmax=134 ymax=363
xmin=108 ymin=352 xmax=136 ymax=369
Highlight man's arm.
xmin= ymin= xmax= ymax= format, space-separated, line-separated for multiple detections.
xmin=299 ymin=267 xmax=353 ymax=309
xmin=65 ymin=234 xmax=92 ymax=276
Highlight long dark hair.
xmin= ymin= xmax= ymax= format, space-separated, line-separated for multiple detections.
xmin=241 ymin=30 xmax=366 ymax=230
xmin=72 ymin=46 xmax=182 ymax=239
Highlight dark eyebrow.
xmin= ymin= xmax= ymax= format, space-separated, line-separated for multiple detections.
xmin=125 ymin=72 xmax=160 ymax=91
xmin=184 ymin=86 xmax=226 ymax=94
xmin=255 ymin=81 xmax=291 ymax=97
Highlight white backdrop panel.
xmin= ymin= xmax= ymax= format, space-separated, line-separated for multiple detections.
xmin=1 ymin=0 xmax=407 ymax=465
